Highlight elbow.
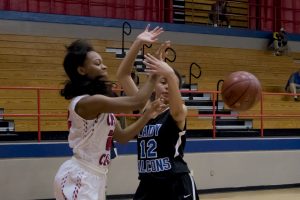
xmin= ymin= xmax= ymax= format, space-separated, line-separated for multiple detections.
xmin=114 ymin=135 xmax=130 ymax=144
xmin=135 ymin=99 xmax=148 ymax=110
xmin=171 ymin=107 xmax=187 ymax=122
xmin=171 ymin=111 xmax=183 ymax=121
xmin=117 ymin=135 xmax=136 ymax=144
xmin=117 ymin=138 xmax=128 ymax=144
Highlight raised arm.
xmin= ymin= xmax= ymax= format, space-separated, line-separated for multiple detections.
xmin=143 ymin=53 xmax=187 ymax=129
xmin=117 ymin=25 xmax=164 ymax=96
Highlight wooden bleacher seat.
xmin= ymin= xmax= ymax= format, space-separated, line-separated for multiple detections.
xmin=0 ymin=33 xmax=299 ymax=133
xmin=0 ymin=34 xmax=122 ymax=132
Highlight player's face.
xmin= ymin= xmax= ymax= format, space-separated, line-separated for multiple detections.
xmin=155 ymin=76 xmax=179 ymax=103
xmin=83 ymin=51 xmax=108 ymax=81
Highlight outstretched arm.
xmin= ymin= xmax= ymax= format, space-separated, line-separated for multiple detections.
xmin=76 ymin=74 xmax=158 ymax=119
xmin=117 ymin=25 xmax=164 ymax=96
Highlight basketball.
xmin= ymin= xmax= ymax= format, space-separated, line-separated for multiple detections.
xmin=221 ymin=71 xmax=262 ymax=111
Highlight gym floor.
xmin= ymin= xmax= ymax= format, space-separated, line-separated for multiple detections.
xmin=106 ymin=187 xmax=300 ymax=200
xmin=200 ymin=187 xmax=300 ymax=200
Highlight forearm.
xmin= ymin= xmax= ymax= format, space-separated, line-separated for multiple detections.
xmin=117 ymin=39 xmax=143 ymax=95
xmin=167 ymin=74 xmax=187 ymax=123
xmin=135 ymin=75 xmax=158 ymax=104
xmin=117 ymin=39 xmax=143 ymax=79
xmin=115 ymin=114 xmax=151 ymax=143
xmin=167 ymin=74 xmax=184 ymax=109
xmin=121 ymin=115 xmax=150 ymax=143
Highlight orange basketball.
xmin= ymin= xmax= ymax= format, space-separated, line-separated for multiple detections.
xmin=221 ymin=71 xmax=262 ymax=111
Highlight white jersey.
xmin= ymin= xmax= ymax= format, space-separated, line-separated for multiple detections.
xmin=54 ymin=95 xmax=116 ymax=200
xmin=68 ymin=95 xmax=116 ymax=169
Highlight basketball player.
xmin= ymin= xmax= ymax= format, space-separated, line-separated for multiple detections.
xmin=117 ymin=29 xmax=199 ymax=200
xmin=53 ymin=26 xmax=166 ymax=200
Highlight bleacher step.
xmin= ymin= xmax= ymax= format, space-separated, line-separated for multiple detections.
xmin=181 ymin=83 xmax=198 ymax=90
xmin=182 ymin=96 xmax=210 ymax=101
xmin=198 ymin=109 xmax=238 ymax=119
xmin=216 ymin=119 xmax=253 ymax=130
xmin=185 ymin=99 xmax=224 ymax=110
xmin=105 ymin=47 xmax=142 ymax=59
xmin=0 ymin=108 xmax=3 ymax=120
xmin=181 ymin=92 xmax=211 ymax=101
xmin=0 ymin=120 xmax=15 ymax=132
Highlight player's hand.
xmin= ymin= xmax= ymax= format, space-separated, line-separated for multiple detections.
xmin=154 ymin=40 xmax=171 ymax=61
xmin=137 ymin=24 xmax=164 ymax=44
xmin=143 ymin=53 xmax=174 ymax=77
xmin=144 ymin=96 xmax=168 ymax=119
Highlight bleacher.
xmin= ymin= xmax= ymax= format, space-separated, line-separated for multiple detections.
xmin=0 ymin=34 xmax=122 ymax=134
xmin=0 ymin=33 xmax=300 ymax=137
xmin=176 ymin=0 xmax=249 ymax=28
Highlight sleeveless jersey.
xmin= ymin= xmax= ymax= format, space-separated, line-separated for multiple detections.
xmin=68 ymin=95 xmax=116 ymax=171
xmin=137 ymin=108 xmax=190 ymax=180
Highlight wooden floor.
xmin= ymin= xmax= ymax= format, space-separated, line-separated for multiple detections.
xmin=200 ymin=188 xmax=300 ymax=200
xmin=109 ymin=188 xmax=300 ymax=199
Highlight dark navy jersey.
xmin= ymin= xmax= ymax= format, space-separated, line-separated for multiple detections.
xmin=137 ymin=109 xmax=190 ymax=180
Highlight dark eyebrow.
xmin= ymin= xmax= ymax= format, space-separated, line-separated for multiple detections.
xmin=94 ymin=58 xmax=102 ymax=64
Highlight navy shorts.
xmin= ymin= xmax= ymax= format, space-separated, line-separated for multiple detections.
xmin=133 ymin=173 xmax=199 ymax=200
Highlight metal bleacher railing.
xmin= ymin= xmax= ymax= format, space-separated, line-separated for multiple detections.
xmin=0 ymin=86 xmax=300 ymax=142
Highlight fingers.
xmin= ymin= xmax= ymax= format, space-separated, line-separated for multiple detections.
xmin=162 ymin=41 xmax=171 ymax=52
xmin=146 ymin=25 xmax=164 ymax=39
xmin=138 ymin=24 xmax=164 ymax=45
xmin=143 ymin=54 xmax=158 ymax=69
xmin=155 ymin=40 xmax=171 ymax=60
xmin=155 ymin=43 xmax=165 ymax=59
xmin=144 ymin=53 xmax=158 ymax=62
xmin=150 ymin=26 xmax=160 ymax=33
xmin=143 ymin=60 xmax=157 ymax=71
xmin=151 ymin=96 xmax=167 ymax=111
xmin=151 ymin=27 xmax=164 ymax=37
xmin=143 ymin=53 xmax=173 ymax=75
xmin=145 ymin=24 xmax=150 ymax=32
xmin=143 ymin=54 xmax=159 ymax=73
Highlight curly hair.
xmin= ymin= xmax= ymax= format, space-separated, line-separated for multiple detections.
xmin=60 ymin=39 xmax=113 ymax=100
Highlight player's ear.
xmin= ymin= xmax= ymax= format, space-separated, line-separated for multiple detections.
xmin=77 ymin=66 xmax=87 ymax=75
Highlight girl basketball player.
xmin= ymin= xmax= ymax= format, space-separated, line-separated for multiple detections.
xmin=54 ymin=26 xmax=166 ymax=200
xmin=117 ymin=30 xmax=199 ymax=199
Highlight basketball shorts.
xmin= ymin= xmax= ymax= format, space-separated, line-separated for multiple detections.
xmin=133 ymin=173 xmax=199 ymax=200
xmin=54 ymin=158 xmax=107 ymax=200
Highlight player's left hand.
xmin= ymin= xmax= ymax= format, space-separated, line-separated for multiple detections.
xmin=137 ymin=24 xmax=164 ymax=44
xmin=144 ymin=96 xmax=168 ymax=119
xmin=143 ymin=53 xmax=174 ymax=77
xmin=155 ymin=40 xmax=171 ymax=61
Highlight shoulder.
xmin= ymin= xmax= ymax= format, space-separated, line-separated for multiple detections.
xmin=74 ymin=94 xmax=108 ymax=119
xmin=69 ymin=95 xmax=89 ymax=109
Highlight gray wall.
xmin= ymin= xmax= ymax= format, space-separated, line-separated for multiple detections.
xmin=1 ymin=151 xmax=300 ymax=199
xmin=1 ymin=19 xmax=300 ymax=52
